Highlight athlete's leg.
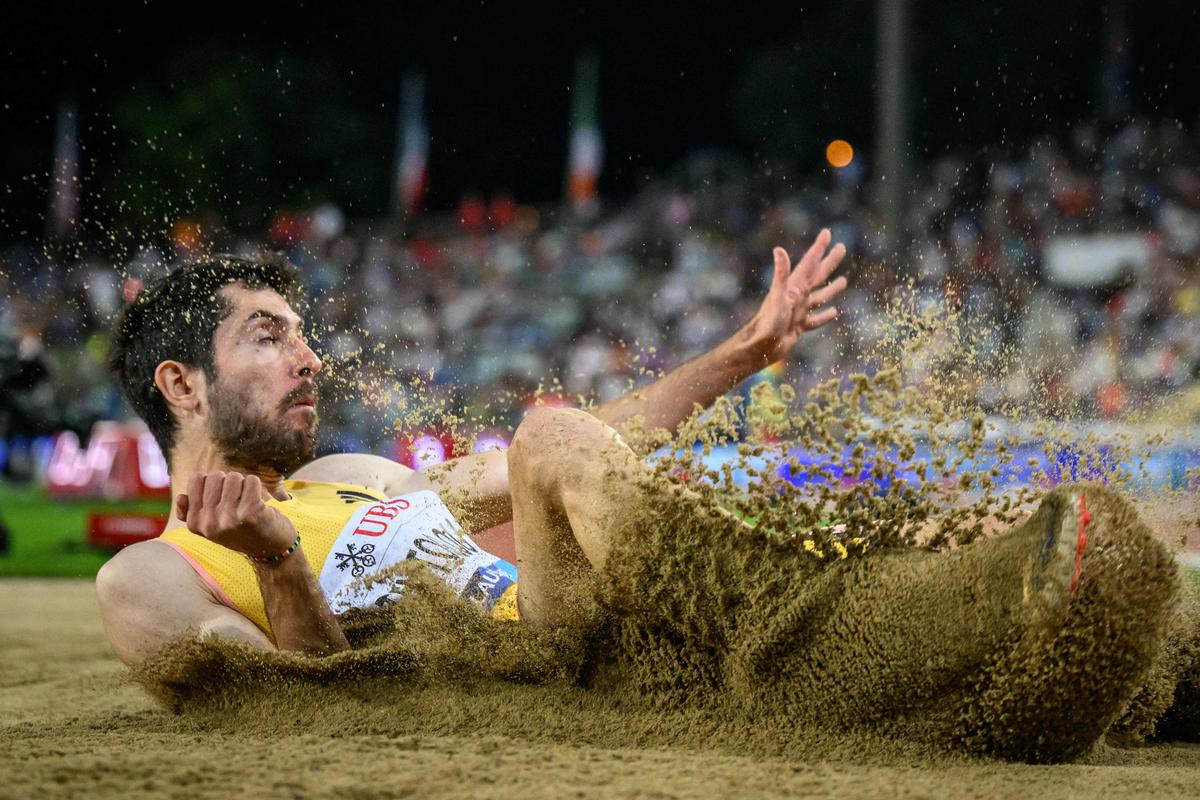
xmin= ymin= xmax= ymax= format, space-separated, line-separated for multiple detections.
xmin=948 ymin=483 xmax=1180 ymax=760
xmin=507 ymin=406 xmax=740 ymax=625
xmin=758 ymin=482 xmax=1178 ymax=760
xmin=508 ymin=408 xmax=1179 ymax=761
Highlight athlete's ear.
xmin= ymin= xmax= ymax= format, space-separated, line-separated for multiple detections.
xmin=154 ymin=360 xmax=206 ymax=415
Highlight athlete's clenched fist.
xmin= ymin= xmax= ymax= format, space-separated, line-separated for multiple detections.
xmin=175 ymin=471 xmax=299 ymax=561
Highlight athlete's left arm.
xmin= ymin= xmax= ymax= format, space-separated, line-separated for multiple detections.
xmin=410 ymin=232 xmax=847 ymax=538
xmin=591 ymin=230 xmax=847 ymax=454
xmin=291 ymin=231 xmax=845 ymax=540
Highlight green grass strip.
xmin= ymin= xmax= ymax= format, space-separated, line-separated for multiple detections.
xmin=0 ymin=483 xmax=167 ymax=577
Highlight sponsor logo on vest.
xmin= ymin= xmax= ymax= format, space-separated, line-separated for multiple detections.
xmin=352 ymin=498 xmax=412 ymax=537
xmin=318 ymin=490 xmax=515 ymax=616
xmin=333 ymin=542 xmax=377 ymax=577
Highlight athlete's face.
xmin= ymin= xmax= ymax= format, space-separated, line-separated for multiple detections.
xmin=206 ymin=285 xmax=323 ymax=475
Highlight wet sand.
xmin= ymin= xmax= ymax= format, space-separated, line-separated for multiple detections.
xmin=3 ymin=578 xmax=1199 ymax=799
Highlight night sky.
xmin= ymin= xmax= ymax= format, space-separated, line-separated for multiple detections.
xmin=3 ymin=0 xmax=1199 ymax=231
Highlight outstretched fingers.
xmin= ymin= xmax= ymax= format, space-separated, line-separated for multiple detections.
xmin=807 ymin=275 xmax=848 ymax=310
xmin=771 ymin=247 xmax=792 ymax=293
xmin=804 ymin=306 xmax=839 ymax=330
xmin=788 ymin=228 xmax=833 ymax=291
xmin=813 ymin=241 xmax=847 ymax=287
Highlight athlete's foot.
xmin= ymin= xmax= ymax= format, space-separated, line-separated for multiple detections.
xmin=1019 ymin=487 xmax=1092 ymax=635
xmin=954 ymin=483 xmax=1179 ymax=762
xmin=730 ymin=488 xmax=1082 ymax=731
xmin=708 ymin=482 xmax=1175 ymax=762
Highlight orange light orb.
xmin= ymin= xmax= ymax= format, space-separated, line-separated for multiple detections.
xmin=825 ymin=139 xmax=854 ymax=168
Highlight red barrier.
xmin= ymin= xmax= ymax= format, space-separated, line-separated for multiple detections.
xmin=87 ymin=512 xmax=168 ymax=550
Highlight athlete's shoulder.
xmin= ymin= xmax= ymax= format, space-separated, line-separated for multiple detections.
xmin=289 ymin=452 xmax=419 ymax=496
xmin=96 ymin=539 xmax=205 ymax=609
xmin=96 ymin=539 xmax=273 ymax=666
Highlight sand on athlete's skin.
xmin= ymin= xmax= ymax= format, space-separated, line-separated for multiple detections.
xmin=1 ymin=580 xmax=1199 ymax=799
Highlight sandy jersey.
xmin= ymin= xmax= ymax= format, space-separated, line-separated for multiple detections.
xmin=158 ymin=479 xmax=519 ymax=641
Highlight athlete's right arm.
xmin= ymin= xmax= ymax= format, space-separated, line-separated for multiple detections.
xmin=97 ymin=471 xmax=351 ymax=667
xmin=96 ymin=540 xmax=275 ymax=666
xmin=173 ymin=471 xmax=350 ymax=658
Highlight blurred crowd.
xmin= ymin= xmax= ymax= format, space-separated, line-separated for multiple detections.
xmin=2 ymin=117 xmax=1199 ymax=460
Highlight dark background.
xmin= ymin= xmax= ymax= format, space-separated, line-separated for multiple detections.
xmin=2 ymin=0 xmax=1198 ymax=235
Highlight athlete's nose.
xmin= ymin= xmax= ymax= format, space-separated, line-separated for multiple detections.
xmin=293 ymin=336 xmax=323 ymax=378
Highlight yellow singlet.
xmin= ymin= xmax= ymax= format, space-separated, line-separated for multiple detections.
xmin=159 ymin=479 xmax=520 ymax=642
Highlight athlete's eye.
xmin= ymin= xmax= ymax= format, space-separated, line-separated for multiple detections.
xmin=258 ymin=336 xmax=279 ymax=344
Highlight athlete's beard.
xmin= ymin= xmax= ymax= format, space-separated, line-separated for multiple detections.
xmin=207 ymin=376 xmax=318 ymax=476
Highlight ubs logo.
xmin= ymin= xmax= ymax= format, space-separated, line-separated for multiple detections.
xmin=350 ymin=497 xmax=413 ymax=537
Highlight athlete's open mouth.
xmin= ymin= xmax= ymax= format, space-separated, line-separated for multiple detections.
xmin=284 ymin=387 xmax=317 ymax=408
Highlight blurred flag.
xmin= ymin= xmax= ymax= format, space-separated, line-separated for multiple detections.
xmin=1100 ymin=0 xmax=1130 ymax=124
xmin=393 ymin=71 xmax=429 ymax=215
xmin=566 ymin=54 xmax=602 ymax=212
xmin=48 ymin=98 xmax=80 ymax=239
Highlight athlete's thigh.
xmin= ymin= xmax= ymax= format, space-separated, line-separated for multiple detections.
xmin=513 ymin=407 xmax=725 ymax=569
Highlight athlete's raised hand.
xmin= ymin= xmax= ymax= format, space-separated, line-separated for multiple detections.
xmin=176 ymin=471 xmax=298 ymax=560
xmin=741 ymin=229 xmax=848 ymax=366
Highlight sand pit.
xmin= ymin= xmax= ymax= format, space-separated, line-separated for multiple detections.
xmin=3 ymin=576 xmax=1199 ymax=799
xmin=7 ymin=359 xmax=1199 ymax=796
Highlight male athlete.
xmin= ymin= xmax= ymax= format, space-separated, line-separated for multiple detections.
xmin=97 ymin=231 xmax=851 ymax=664
xmin=96 ymin=232 xmax=1188 ymax=761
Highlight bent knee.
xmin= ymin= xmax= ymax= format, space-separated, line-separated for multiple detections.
xmin=509 ymin=407 xmax=620 ymax=486
xmin=509 ymin=407 xmax=574 ymax=485
xmin=511 ymin=407 xmax=587 ymax=457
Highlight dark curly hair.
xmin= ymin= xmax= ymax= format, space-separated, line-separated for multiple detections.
xmin=108 ymin=255 xmax=303 ymax=461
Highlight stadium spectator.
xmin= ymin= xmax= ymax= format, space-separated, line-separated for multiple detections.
xmin=1 ymin=118 xmax=1197 ymax=461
